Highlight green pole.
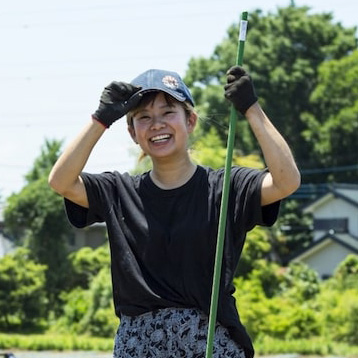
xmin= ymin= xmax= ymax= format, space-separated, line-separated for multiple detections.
xmin=205 ymin=11 xmax=248 ymax=358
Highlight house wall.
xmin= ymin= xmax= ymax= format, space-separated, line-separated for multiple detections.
xmin=69 ymin=225 xmax=107 ymax=252
xmin=0 ymin=233 xmax=15 ymax=258
xmin=311 ymin=197 xmax=358 ymax=240
xmin=300 ymin=239 xmax=353 ymax=278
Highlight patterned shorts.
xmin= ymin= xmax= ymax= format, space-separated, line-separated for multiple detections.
xmin=113 ymin=307 xmax=245 ymax=358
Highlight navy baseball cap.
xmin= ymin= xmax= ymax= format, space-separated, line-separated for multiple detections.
xmin=130 ymin=69 xmax=195 ymax=107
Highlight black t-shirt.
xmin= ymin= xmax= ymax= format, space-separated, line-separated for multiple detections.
xmin=65 ymin=165 xmax=280 ymax=358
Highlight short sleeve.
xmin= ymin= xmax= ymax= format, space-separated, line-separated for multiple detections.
xmin=64 ymin=199 xmax=89 ymax=228
xmin=230 ymin=167 xmax=280 ymax=230
xmin=64 ymin=171 xmax=116 ymax=228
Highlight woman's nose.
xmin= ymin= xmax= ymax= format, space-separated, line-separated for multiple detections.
xmin=150 ymin=115 xmax=165 ymax=130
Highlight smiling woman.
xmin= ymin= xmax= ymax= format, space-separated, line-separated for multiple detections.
xmin=126 ymin=91 xmax=197 ymax=175
xmin=125 ymin=89 xmax=196 ymax=166
xmin=48 ymin=66 xmax=299 ymax=358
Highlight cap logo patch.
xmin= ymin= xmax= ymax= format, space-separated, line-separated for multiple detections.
xmin=162 ymin=75 xmax=179 ymax=90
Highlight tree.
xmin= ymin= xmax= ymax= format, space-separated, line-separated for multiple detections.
xmin=185 ymin=5 xmax=357 ymax=179
xmin=279 ymin=261 xmax=320 ymax=302
xmin=317 ymin=282 xmax=358 ymax=345
xmin=54 ymin=266 xmax=117 ymax=337
xmin=331 ymin=254 xmax=358 ymax=290
xmin=273 ymin=199 xmax=313 ymax=263
xmin=78 ymin=267 xmax=118 ymax=337
xmin=191 ymin=127 xmax=228 ymax=169
xmin=4 ymin=139 xmax=72 ymax=309
xmin=0 ymin=248 xmax=47 ymax=329
xmin=67 ymin=245 xmax=111 ymax=289
xmin=236 ymin=226 xmax=272 ymax=277
xmin=302 ymin=50 xmax=358 ymax=183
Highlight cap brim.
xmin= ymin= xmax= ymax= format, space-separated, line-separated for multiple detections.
xmin=129 ymin=87 xmax=187 ymax=105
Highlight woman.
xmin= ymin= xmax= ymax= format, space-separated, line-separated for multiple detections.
xmin=49 ymin=67 xmax=300 ymax=358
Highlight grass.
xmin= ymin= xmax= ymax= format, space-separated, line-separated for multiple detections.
xmin=255 ymin=336 xmax=358 ymax=357
xmin=1 ymin=333 xmax=358 ymax=357
xmin=0 ymin=333 xmax=113 ymax=352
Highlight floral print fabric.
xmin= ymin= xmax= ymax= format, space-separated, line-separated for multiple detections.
xmin=113 ymin=307 xmax=245 ymax=358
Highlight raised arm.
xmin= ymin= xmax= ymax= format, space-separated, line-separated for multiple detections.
xmin=48 ymin=81 xmax=142 ymax=208
xmin=224 ymin=66 xmax=301 ymax=206
xmin=245 ymin=103 xmax=300 ymax=205
xmin=48 ymin=119 xmax=106 ymax=208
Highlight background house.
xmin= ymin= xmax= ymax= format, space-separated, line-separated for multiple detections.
xmin=68 ymin=223 xmax=107 ymax=251
xmin=0 ymin=205 xmax=15 ymax=258
xmin=0 ymin=202 xmax=107 ymax=258
xmin=291 ymin=184 xmax=358 ymax=279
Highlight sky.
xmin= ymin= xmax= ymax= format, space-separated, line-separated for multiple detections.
xmin=0 ymin=0 xmax=357 ymax=200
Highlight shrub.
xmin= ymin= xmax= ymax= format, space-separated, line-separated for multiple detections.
xmin=332 ymin=254 xmax=358 ymax=290
xmin=77 ymin=267 xmax=118 ymax=337
xmin=318 ymin=288 xmax=358 ymax=344
xmin=0 ymin=248 xmax=47 ymax=330
xmin=279 ymin=261 xmax=320 ymax=301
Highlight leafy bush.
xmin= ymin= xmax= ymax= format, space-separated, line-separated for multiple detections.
xmin=248 ymin=259 xmax=283 ymax=298
xmin=0 ymin=248 xmax=47 ymax=330
xmin=67 ymin=245 xmax=110 ymax=289
xmin=279 ymin=261 xmax=321 ymax=301
xmin=236 ymin=227 xmax=272 ymax=277
xmin=51 ymin=288 xmax=90 ymax=334
xmin=52 ymin=266 xmax=118 ymax=338
xmin=235 ymin=261 xmax=322 ymax=341
xmin=317 ymin=287 xmax=358 ymax=345
xmin=78 ymin=267 xmax=118 ymax=337
xmin=331 ymin=254 xmax=358 ymax=290
xmin=233 ymin=276 xmax=271 ymax=340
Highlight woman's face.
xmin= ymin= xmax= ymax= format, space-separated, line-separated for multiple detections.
xmin=128 ymin=92 xmax=197 ymax=161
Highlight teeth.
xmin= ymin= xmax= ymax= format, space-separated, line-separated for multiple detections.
xmin=151 ymin=134 xmax=171 ymax=142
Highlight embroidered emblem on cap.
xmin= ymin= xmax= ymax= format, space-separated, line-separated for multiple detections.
xmin=162 ymin=75 xmax=179 ymax=90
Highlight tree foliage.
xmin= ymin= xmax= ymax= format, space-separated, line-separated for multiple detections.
xmin=1 ymin=5 xmax=358 ymax=348
xmin=67 ymin=245 xmax=111 ymax=289
xmin=273 ymin=199 xmax=313 ymax=263
xmin=53 ymin=265 xmax=117 ymax=338
xmin=279 ymin=261 xmax=321 ymax=301
xmin=236 ymin=227 xmax=272 ymax=277
xmin=330 ymin=254 xmax=358 ymax=290
xmin=4 ymin=140 xmax=72 ymax=307
xmin=302 ymin=49 xmax=358 ymax=182
xmin=234 ymin=259 xmax=358 ymax=344
xmin=185 ymin=5 xmax=357 ymax=180
xmin=0 ymin=248 xmax=47 ymax=329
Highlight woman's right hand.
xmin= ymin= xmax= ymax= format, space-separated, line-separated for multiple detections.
xmin=92 ymin=81 xmax=142 ymax=128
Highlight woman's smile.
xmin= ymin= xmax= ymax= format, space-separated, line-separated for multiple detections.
xmin=129 ymin=92 xmax=195 ymax=160
xmin=149 ymin=133 xmax=172 ymax=143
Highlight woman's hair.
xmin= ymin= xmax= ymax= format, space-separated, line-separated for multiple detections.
xmin=126 ymin=91 xmax=196 ymax=162
xmin=126 ymin=91 xmax=194 ymax=127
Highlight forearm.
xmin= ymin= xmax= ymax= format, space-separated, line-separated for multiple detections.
xmin=245 ymin=103 xmax=301 ymax=198
xmin=48 ymin=118 xmax=106 ymax=196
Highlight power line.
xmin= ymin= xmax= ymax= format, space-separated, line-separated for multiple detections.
xmin=301 ymin=164 xmax=358 ymax=175
xmin=0 ymin=53 xmax=188 ymax=68
xmin=0 ymin=0 xmax=241 ymax=17
xmin=0 ymin=7 xmax=238 ymax=30
xmin=0 ymin=55 xmax=191 ymax=81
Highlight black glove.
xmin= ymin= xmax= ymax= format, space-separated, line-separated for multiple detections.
xmin=224 ymin=66 xmax=258 ymax=115
xmin=92 ymin=81 xmax=141 ymax=128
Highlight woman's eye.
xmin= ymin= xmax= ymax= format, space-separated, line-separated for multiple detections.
xmin=138 ymin=115 xmax=151 ymax=121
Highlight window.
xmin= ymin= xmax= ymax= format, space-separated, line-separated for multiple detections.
xmin=314 ymin=218 xmax=348 ymax=233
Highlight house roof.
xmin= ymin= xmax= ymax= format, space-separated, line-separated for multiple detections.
xmin=303 ymin=183 xmax=358 ymax=213
xmin=291 ymin=232 xmax=358 ymax=262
